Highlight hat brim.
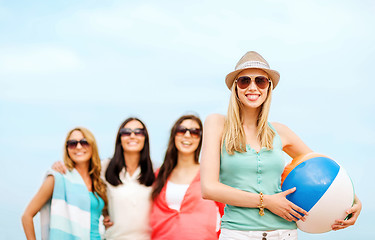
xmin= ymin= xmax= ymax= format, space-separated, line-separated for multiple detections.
xmin=225 ymin=68 xmax=280 ymax=90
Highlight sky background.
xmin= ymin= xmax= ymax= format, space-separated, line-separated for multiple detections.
xmin=1 ymin=0 xmax=374 ymax=239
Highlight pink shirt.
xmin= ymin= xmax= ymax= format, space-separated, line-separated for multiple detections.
xmin=150 ymin=171 xmax=224 ymax=240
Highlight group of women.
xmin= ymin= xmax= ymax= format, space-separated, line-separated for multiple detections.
xmin=22 ymin=115 xmax=222 ymax=240
xmin=22 ymin=51 xmax=361 ymax=240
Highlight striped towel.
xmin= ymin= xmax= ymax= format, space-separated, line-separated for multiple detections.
xmin=40 ymin=169 xmax=91 ymax=240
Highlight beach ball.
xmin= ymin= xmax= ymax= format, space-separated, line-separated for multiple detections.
xmin=281 ymin=153 xmax=354 ymax=233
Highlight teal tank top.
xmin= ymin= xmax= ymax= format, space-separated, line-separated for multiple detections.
xmin=89 ymin=192 xmax=104 ymax=240
xmin=220 ymin=123 xmax=296 ymax=231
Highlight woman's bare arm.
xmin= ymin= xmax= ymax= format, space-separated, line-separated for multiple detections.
xmin=272 ymin=122 xmax=313 ymax=158
xmin=22 ymin=175 xmax=54 ymax=240
xmin=200 ymin=115 xmax=307 ymax=221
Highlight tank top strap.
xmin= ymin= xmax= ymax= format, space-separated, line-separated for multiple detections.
xmin=268 ymin=122 xmax=282 ymax=150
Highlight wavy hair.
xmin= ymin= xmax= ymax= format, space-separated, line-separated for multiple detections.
xmin=105 ymin=117 xmax=155 ymax=187
xmin=222 ymin=80 xmax=275 ymax=155
xmin=63 ymin=127 xmax=108 ymax=211
xmin=152 ymin=114 xmax=203 ymax=200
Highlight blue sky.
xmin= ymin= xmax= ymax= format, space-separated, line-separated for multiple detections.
xmin=1 ymin=0 xmax=374 ymax=239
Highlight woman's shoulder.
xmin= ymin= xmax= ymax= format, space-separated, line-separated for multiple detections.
xmin=270 ymin=122 xmax=289 ymax=132
xmin=101 ymin=158 xmax=111 ymax=168
xmin=205 ymin=114 xmax=225 ymax=125
xmin=100 ymin=158 xmax=111 ymax=177
xmin=206 ymin=113 xmax=225 ymax=120
xmin=204 ymin=114 xmax=226 ymax=133
xmin=45 ymin=169 xmax=60 ymax=179
xmin=270 ymin=122 xmax=295 ymax=140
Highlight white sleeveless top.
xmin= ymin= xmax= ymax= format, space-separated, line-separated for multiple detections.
xmin=165 ymin=180 xmax=221 ymax=231
xmin=165 ymin=181 xmax=190 ymax=211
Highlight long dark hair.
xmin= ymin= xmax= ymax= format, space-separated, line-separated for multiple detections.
xmin=152 ymin=114 xmax=203 ymax=200
xmin=105 ymin=117 xmax=155 ymax=187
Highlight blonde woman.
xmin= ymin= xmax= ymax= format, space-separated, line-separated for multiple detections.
xmin=200 ymin=51 xmax=362 ymax=240
xmin=51 ymin=118 xmax=155 ymax=239
xmin=22 ymin=127 xmax=107 ymax=240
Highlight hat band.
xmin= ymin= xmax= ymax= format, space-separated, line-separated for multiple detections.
xmin=236 ymin=61 xmax=270 ymax=70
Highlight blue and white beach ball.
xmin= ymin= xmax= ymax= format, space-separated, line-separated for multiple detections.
xmin=281 ymin=153 xmax=354 ymax=233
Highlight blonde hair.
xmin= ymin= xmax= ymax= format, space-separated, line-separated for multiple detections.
xmin=222 ymin=81 xmax=275 ymax=155
xmin=63 ymin=127 xmax=108 ymax=211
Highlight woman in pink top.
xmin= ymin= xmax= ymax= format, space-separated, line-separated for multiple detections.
xmin=151 ymin=115 xmax=224 ymax=240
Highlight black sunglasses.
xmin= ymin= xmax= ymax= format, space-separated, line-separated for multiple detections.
xmin=176 ymin=126 xmax=202 ymax=138
xmin=66 ymin=139 xmax=90 ymax=149
xmin=236 ymin=76 xmax=271 ymax=89
xmin=119 ymin=128 xmax=145 ymax=137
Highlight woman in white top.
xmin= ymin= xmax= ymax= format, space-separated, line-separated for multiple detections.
xmin=53 ymin=117 xmax=155 ymax=240
xmin=103 ymin=117 xmax=155 ymax=239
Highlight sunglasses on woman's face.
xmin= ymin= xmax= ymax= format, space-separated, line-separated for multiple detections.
xmin=119 ymin=128 xmax=145 ymax=137
xmin=66 ymin=139 xmax=90 ymax=149
xmin=176 ymin=126 xmax=202 ymax=138
xmin=235 ymin=76 xmax=271 ymax=89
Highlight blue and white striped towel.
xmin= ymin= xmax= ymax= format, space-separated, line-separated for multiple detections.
xmin=40 ymin=169 xmax=91 ymax=240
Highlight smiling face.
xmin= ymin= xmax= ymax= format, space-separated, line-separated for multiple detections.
xmin=67 ymin=130 xmax=92 ymax=164
xmin=121 ymin=120 xmax=145 ymax=153
xmin=174 ymin=119 xmax=201 ymax=155
xmin=236 ymin=68 xmax=270 ymax=109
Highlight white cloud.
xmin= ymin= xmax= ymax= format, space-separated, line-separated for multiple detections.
xmin=56 ymin=3 xmax=180 ymax=43
xmin=1 ymin=0 xmax=374 ymax=106
xmin=52 ymin=0 xmax=375 ymax=61
xmin=0 ymin=45 xmax=84 ymax=75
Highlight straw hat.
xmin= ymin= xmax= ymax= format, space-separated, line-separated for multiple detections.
xmin=225 ymin=51 xmax=280 ymax=90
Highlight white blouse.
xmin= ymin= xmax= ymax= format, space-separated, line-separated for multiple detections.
xmin=101 ymin=159 xmax=152 ymax=240
xmin=165 ymin=181 xmax=190 ymax=211
xmin=165 ymin=179 xmax=221 ymax=231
